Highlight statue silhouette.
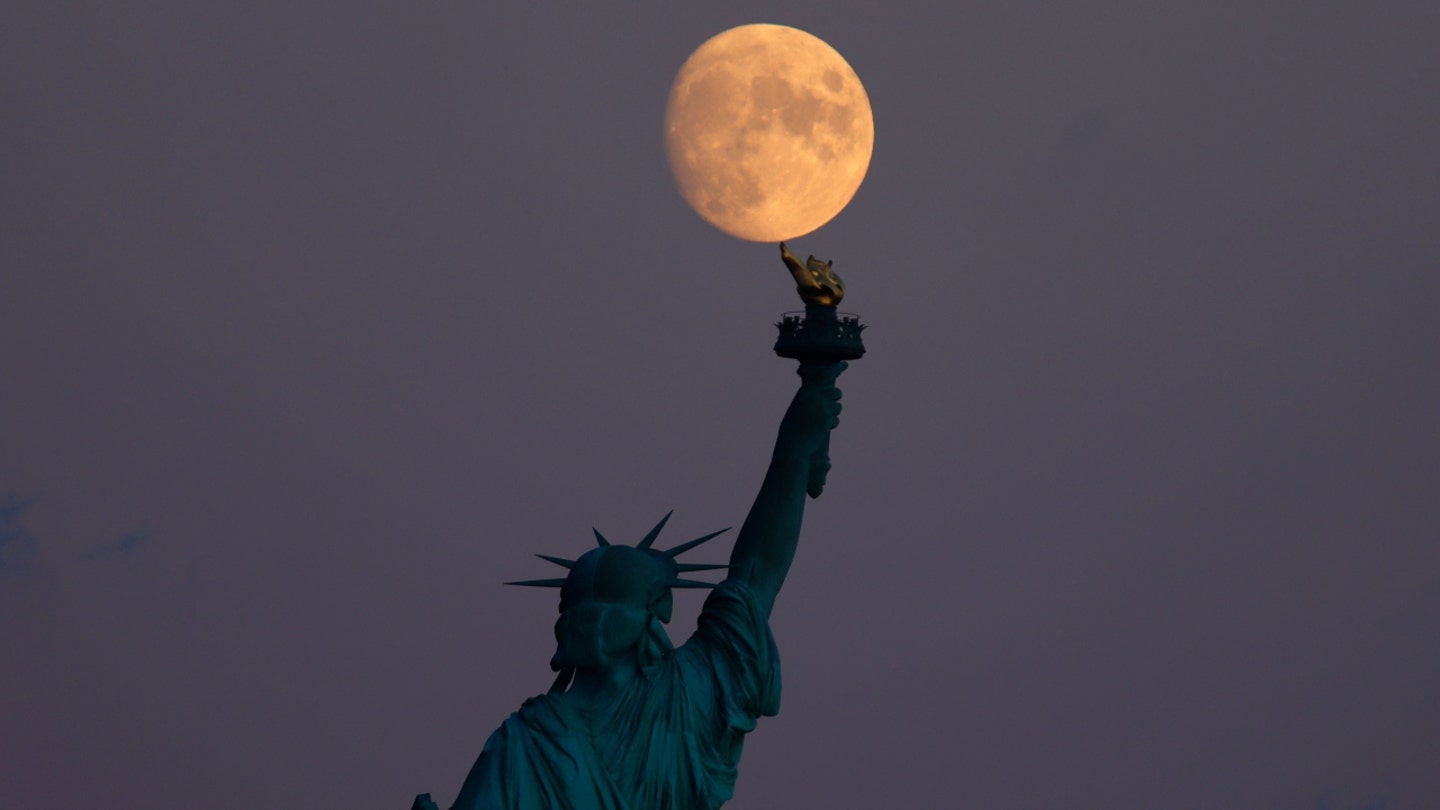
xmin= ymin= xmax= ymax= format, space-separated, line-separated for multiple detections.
xmin=413 ymin=359 xmax=847 ymax=810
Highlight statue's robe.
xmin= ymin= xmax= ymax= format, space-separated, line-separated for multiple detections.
xmin=449 ymin=580 xmax=781 ymax=810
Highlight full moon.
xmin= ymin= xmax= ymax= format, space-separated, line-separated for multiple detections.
xmin=664 ymin=24 xmax=874 ymax=242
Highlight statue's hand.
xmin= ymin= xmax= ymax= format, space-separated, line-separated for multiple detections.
xmin=797 ymin=360 xmax=847 ymax=401
xmin=778 ymin=361 xmax=846 ymax=461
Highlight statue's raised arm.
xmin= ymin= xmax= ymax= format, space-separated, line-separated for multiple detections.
xmin=414 ymin=244 xmax=860 ymax=810
xmin=726 ymin=360 xmax=845 ymax=619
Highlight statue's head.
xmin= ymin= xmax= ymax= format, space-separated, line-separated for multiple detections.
xmin=508 ymin=512 xmax=728 ymax=687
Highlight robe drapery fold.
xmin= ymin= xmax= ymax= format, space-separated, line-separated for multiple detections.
xmin=448 ymin=580 xmax=780 ymax=810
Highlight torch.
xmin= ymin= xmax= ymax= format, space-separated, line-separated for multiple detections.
xmin=774 ymin=243 xmax=865 ymax=498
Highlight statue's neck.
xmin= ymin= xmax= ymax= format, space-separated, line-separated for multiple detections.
xmin=566 ymin=659 xmax=640 ymax=707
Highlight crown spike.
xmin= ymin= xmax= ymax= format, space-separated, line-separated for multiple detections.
xmin=663 ymin=527 xmax=730 ymax=558
xmin=636 ymin=510 xmax=673 ymax=550
xmin=674 ymin=563 xmax=730 ymax=572
xmin=592 ymin=527 xmax=610 ymax=547
xmin=536 ymin=554 xmax=576 ymax=570
xmin=506 ymin=578 xmax=569 ymax=588
xmin=668 ymin=579 xmax=719 ymax=589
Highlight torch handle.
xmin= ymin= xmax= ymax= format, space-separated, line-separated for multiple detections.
xmin=797 ymin=360 xmax=848 ymax=499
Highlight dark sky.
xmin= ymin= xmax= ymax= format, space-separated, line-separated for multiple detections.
xmin=3 ymin=3 xmax=1437 ymax=809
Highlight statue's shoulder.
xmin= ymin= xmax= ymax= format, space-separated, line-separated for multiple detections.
xmin=508 ymin=692 xmax=577 ymax=735
xmin=696 ymin=578 xmax=766 ymax=623
xmin=681 ymin=579 xmax=775 ymax=663
xmin=518 ymin=692 xmax=551 ymax=710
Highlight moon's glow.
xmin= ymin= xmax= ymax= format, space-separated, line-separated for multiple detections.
xmin=665 ymin=24 xmax=874 ymax=242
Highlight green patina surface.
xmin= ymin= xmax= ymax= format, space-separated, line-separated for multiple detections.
xmin=414 ymin=248 xmax=859 ymax=810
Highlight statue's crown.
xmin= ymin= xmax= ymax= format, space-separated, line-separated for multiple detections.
xmin=507 ymin=512 xmax=729 ymax=609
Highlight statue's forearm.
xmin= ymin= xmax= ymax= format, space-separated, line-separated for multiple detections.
xmin=729 ymin=442 xmax=811 ymax=617
xmin=729 ymin=371 xmax=838 ymax=617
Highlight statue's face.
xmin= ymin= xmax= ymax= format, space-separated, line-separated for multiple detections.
xmin=551 ymin=547 xmax=674 ymax=672
xmin=552 ymin=601 xmax=647 ymax=672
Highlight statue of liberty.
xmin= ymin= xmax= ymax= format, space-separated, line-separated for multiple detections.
xmin=413 ymin=245 xmax=858 ymax=810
